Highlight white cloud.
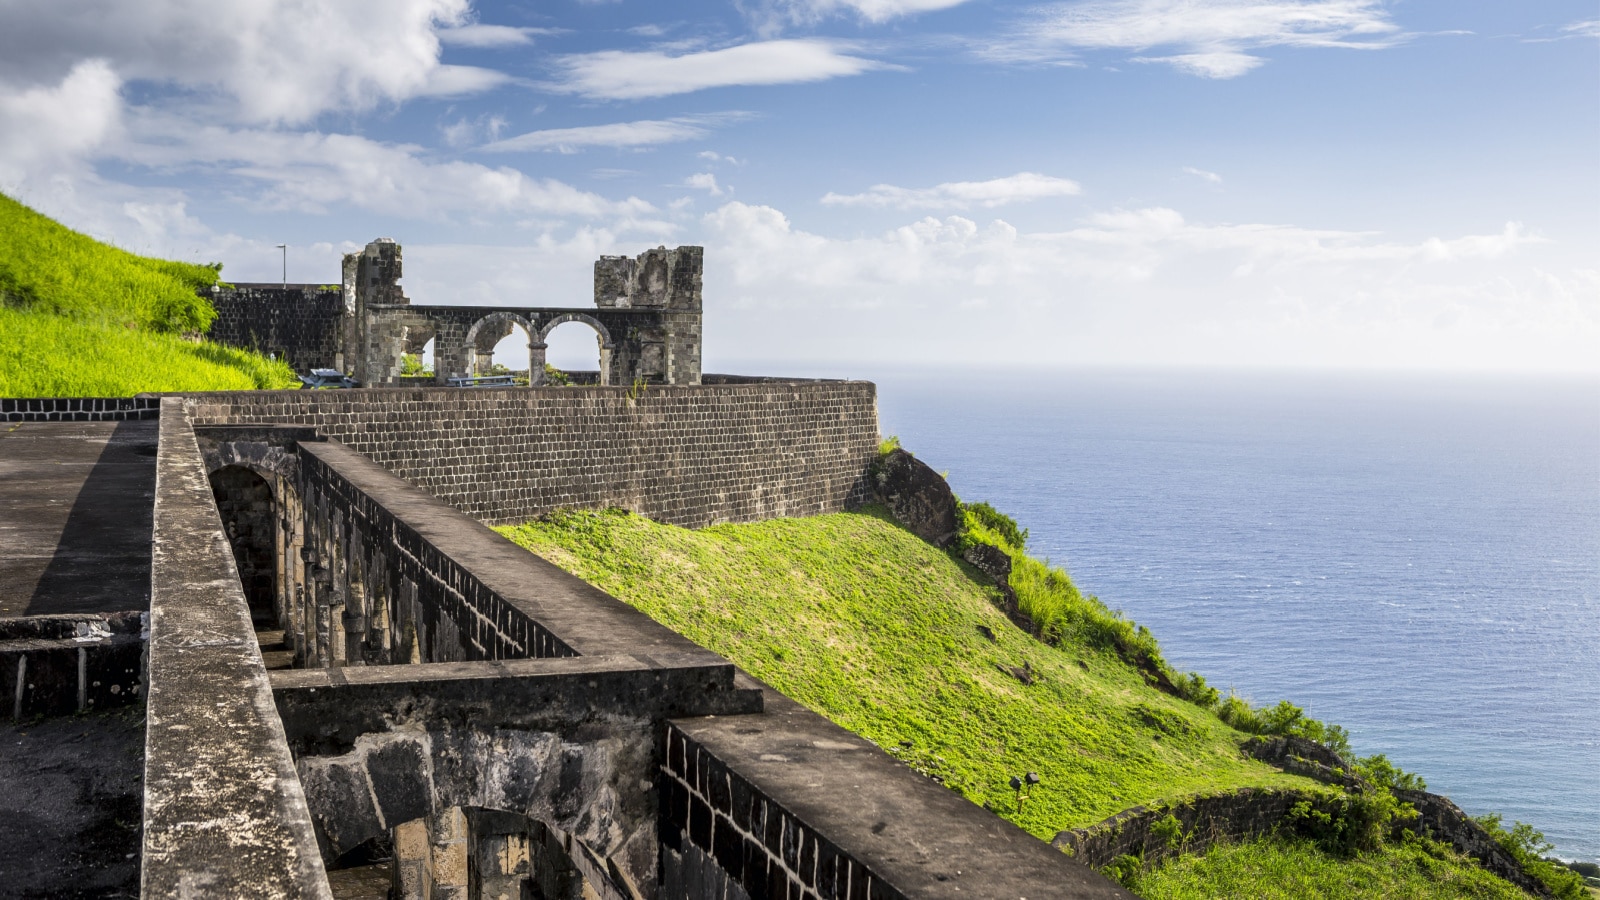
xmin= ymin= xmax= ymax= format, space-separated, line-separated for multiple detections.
xmin=415 ymin=65 xmax=516 ymax=98
xmin=699 ymin=151 xmax=744 ymax=165
xmin=821 ymin=173 xmax=1082 ymax=209
xmin=745 ymin=0 xmax=971 ymax=31
xmin=481 ymin=114 xmax=747 ymax=153
xmin=1563 ymin=19 xmax=1600 ymax=38
xmin=693 ymin=201 xmax=1592 ymax=371
xmin=686 ymin=173 xmax=724 ymax=196
xmin=0 ymin=0 xmax=485 ymax=123
xmin=996 ymin=0 xmax=1401 ymax=77
xmin=437 ymin=24 xmax=553 ymax=48
xmin=116 ymin=116 xmax=658 ymax=224
xmin=547 ymin=40 xmax=888 ymax=100
xmin=0 ymin=60 xmax=122 ymax=186
xmin=1183 ymin=166 xmax=1223 ymax=184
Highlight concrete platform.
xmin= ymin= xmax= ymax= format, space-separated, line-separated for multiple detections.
xmin=0 ymin=420 xmax=156 ymax=617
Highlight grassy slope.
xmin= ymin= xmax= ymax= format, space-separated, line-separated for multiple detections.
xmin=1131 ymin=836 xmax=1528 ymax=900
xmin=0 ymin=193 xmax=297 ymax=396
xmin=498 ymin=507 xmax=1312 ymax=839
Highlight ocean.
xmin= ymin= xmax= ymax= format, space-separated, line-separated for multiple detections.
xmin=868 ymin=367 xmax=1599 ymax=862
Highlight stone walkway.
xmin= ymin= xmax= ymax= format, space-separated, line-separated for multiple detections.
xmin=0 ymin=420 xmax=156 ymax=617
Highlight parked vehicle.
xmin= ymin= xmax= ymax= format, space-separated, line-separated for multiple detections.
xmin=297 ymin=369 xmax=361 ymax=389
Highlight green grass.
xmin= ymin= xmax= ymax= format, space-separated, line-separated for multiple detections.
xmin=1 ymin=192 xmax=296 ymax=395
xmin=1128 ymin=836 xmax=1530 ymax=900
xmin=497 ymin=507 xmax=1315 ymax=839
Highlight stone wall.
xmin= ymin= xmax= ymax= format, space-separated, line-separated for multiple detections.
xmin=1052 ymin=788 xmax=1322 ymax=870
xmin=206 ymin=284 xmax=346 ymax=372
xmin=182 ymin=381 xmax=880 ymax=529
xmin=0 ymin=612 xmax=145 ymax=720
xmin=1 ymin=397 xmax=161 ymax=421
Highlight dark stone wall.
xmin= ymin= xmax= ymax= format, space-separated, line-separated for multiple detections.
xmin=183 ymin=382 xmax=880 ymax=529
xmin=1 ymin=397 xmax=161 ymax=421
xmin=1053 ymin=788 xmax=1321 ymax=870
xmin=661 ymin=722 xmax=900 ymax=900
xmin=209 ymin=465 xmax=278 ymax=626
xmin=0 ymin=612 xmax=145 ymax=720
xmin=293 ymin=444 xmax=577 ymax=667
xmin=205 ymin=284 xmax=345 ymax=372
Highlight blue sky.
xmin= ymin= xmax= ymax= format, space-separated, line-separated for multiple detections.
xmin=1 ymin=0 xmax=1595 ymax=373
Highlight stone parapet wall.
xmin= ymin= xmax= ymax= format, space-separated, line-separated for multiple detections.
xmin=183 ymin=381 xmax=880 ymax=528
xmin=2 ymin=397 xmax=161 ymax=421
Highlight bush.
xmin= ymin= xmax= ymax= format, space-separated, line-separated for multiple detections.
xmin=1354 ymin=754 xmax=1425 ymax=791
xmin=960 ymin=500 xmax=1028 ymax=551
xmin=1287 ymin=788 xmax=1411 ymax=857
xmin=1474 ymin=814 xmax=1587 ymax=900
xmin=1217 ymin=696 xmax=1352 ymax=759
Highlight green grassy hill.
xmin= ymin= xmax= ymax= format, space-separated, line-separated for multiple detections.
xmin=497 ymin=505 xmax=1561 ymax=899
xmin=0 ymin=192 xmax=296 ymax=396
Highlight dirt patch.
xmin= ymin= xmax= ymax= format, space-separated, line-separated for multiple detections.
xmin=0 ymin=708 xmax=145 ymax=898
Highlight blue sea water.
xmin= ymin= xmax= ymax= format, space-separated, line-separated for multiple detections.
xmin=869 ymin=367 xmax=1600 ymax=862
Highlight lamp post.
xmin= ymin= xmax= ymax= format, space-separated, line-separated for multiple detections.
xmin=275 ymin=244 xmax=286 ymax=289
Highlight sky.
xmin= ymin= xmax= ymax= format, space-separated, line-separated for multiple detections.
xmin=0 ymin=0 xmax=1595 ymax=374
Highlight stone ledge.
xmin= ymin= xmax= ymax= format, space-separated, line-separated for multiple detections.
xmin=670 ymin=677 xmax=1133 ymax=900
xmin=142 ymin=397 xmax=332 ymax=899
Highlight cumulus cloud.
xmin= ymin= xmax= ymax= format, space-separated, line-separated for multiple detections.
xmin=992 ymin=0 xmax=1402 ymax=76
xmin=821 ymin=173 xmax=1082 ymax=209
xmin=547 ymin=40 xmax=889 ymax=100
xmin=0 ymin=0 xmax=486 ymax=123
xmin=0 ymin=60 xmax=122 ymax=185
xmin=481 ymin=114 xmax=748 ymax=153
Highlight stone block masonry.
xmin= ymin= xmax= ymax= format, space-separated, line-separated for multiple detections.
xmin=205 ymin=284 xmax=345 ymax=373
xmin=182 ymin=381 xmax=880 ymax=529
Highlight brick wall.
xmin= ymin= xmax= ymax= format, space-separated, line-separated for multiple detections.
xmin=184 ymin=381 xmax=880 ymax=528
xmin=1 ymin=397 xmax=161 ymax=421
xmin=206 ymin=284 xmax=345 ymax=371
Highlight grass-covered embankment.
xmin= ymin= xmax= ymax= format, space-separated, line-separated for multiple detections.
xmin=1131 ymin=835 xmax=1530 ymax=900
xmin=498 ymin=506 xmax=1313 ymax=838
xmin=0 ymin=192 xmax=297 ymax=395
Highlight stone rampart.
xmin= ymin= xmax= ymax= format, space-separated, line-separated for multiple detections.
xmin=182 ymin=381 xmax=879 ymax=528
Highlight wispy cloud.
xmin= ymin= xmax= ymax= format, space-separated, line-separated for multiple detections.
xmin=547 ymin=39 xmax=889 ymax=100
xmin=1183 ymin=166 xmax=1222 ymax=184
xmin=481 ymin=113 xmax=749 ymax=153
xmin=821 ymin=172 xmax=1081 ymax=209
xmin=685 ymin=173 xmax=724 ymax=195
xmin=990 ymin=0 xmax=1402 ymax=77
xmin=744 ymin=0 xmax=971 ymax=33
xmin=437 ymin=24 xmax=559 ymax=48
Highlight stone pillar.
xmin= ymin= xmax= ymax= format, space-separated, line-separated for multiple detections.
xmin=528 ymin=342 xmax=548 ymax=385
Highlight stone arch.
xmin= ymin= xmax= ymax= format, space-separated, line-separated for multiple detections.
xmin=208 ymin=465 xmax=278 ymax=627
xmin=463 ymin=312 xmax=535 ymax=377
xmin=534 ymin=313 xmax=614 ymax=385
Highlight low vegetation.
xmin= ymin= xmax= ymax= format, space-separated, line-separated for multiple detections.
xmin=0 ymin=192 xmax=296 ymax=395
xmin=499 ymin=507 xmax=1315 ymax=839
xmin=1130 ymin=835 xmax=1531 ymax=900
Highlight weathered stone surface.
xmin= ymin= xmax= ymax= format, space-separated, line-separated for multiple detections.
xmin=669 ymin=680 xmax=1135 ymax=900
xmin=1053 ymin=787 xmax=1322 ymax=870
xmin=367 ymin=737 xmax=435 ymax=832
xmin=142 ymin=398 xmax=331 ymax=899
xmin=1396 ymin=789 xmax=1553 ymax=898
xmin=1241 ymin=735 xmax=1361 ymax=788
xmin=869 ymin=449 xmax=959 ymax=548
xmin=0 ymin=419 xmax=156 ymax=617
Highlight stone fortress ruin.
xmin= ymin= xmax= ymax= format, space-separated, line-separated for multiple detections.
xmin=0 ymin=244 xmax=1134 ymax=900
xmin=207 ymin=240 xmax=705 ymax=388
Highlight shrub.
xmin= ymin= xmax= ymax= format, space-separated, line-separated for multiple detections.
xmin=1287 ymin=788 xmax=1410 ymax=857
xmin=960 ymin=500 xmax=1028 ymax=551
xmin=1474 ymin=814 xmax=1587 ymax=900
xmin=1354 ymin=754 xmax=1426 ymax=792
xmin=877 ymin=434 xmax=901 ymax=455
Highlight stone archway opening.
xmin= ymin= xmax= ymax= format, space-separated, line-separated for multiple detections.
xmin=538 ymin=318 xmax=610 ymax=386
xmin=463 ymin=313 xmax=534 ymax=383
xmin=207 ymin=465 xmax=277 ymax=629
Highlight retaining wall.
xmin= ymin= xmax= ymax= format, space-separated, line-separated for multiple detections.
xmin=1 ymin=397 xmax=161 ymax=421
xmin=183 ymin=382 xmax=880 ymax=528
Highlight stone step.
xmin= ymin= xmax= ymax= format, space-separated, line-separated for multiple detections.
xmin=255 ymin=629 xmax=287 ymax=651
xmin=260 ymin=649 xmax=295 ymax=671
